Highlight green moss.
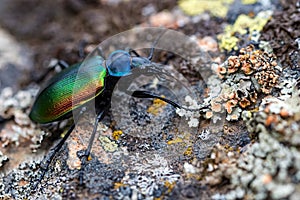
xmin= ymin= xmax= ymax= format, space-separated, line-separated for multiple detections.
xmin=178 ymin=0 xmax=234 ymax=17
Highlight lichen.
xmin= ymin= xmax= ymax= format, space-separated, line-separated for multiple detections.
xmin=147 ymin=97 xmax=167 ymax=116
xmin=178 ymin=0 xmax=234 ymax=17
xmin=0 ymin=151 xmax=9 ymax=168
xmin=176 ymin=95 xmax=208 ymax=127
xmin=218 ymin=10 xmax=273 ymax=52
xmin=0 ymin=87 xmax=49 ymax=151
xmin=122 ymin=154 xmax=180 ymax=197
xmin=210 ymin=62 xmax=300 ymax=199
xmin=99 ymin=135 xmax=118 ymax=152
xmin=203 ymin=44 xmax=281 ymax=122
xmin=112 ymin=130 xmax=123 ymax=140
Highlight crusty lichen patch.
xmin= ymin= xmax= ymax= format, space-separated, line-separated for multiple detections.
xmin=203 ymin=44 xmax=281 ymax=122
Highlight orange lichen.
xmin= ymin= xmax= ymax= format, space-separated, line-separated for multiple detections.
xmin=262 ymin=174 xmax=273 ymax=184
xmin=205 ymin=111 xmax=213 ymax=119
xmin=211 ymin=101 xmax=222 ymax=112
xmin=217 ymin=65 xmax=227 ymax=75
xmin=206 ymin=44 xmax=281 ymax=122
xmin=227 ymin=56 xmax=240 ymax=74
xmin=225 ymin=100 xmax=238 ymax=114
xmin=241 ymin=62 xmax=253 ymax=75
xmin=280 ymin=108 xmax=290 ymax=118
xmin=265 ymin=115 xmax=278 ymax=126
xmin=239 ymin=97 xmax=251 ymax=108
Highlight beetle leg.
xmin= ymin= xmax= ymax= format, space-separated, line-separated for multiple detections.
xmin=128 ymin=90 xmax=209 ymax=112
xmin=78 ymin=109 xmax=106 ymax=186
xmin=31 ymin=123 xmax=75 ymax=191
xmin=127 ymin=90 xmax=182 ymax=109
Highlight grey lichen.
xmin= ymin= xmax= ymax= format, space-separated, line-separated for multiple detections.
xmin=122 ymin=153 xmax=180 ymax=197
xmin=202 ymin=45 xmax=282 ymax=122
xmin=0 ymin=151 xmax=8 ymax=168
xmin=0 ymin=87 xmax=49 ymax=151
xmin=215 ymin=70 xmax=300 ymax=199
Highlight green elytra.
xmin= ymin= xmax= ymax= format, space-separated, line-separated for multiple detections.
xmin=29 ymin=56 xmax=106 ymax=123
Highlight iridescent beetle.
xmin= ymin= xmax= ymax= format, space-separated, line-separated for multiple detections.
xmin=29 ymin=32 xmax=202 ymax=188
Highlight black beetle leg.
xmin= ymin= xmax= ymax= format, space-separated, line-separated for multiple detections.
xmin=31 ymin=123 xmax=75 ymax=191
xmin=127 ymin=90 xmax=182 ymax=109
xmin=78 ymin=109 xmax=106 ymax=186
xmin=57 ymin=60 xmax=69 ymax=70
xmin=127 ymin=90 xmax=209 ymax=112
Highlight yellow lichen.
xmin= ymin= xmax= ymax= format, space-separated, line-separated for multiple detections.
xmin=167 ymin=137 xmax=183 ymax=145
xmin=114 ymin=182 xmax=126 ymax=189
xmin=178 ymin=0 xmax=234 ymax=17
xmin=112 ymin=130 xmax=123 ymax=140
xmin=184 ymin=146 xmax=193 ymax=156
xmin=164 ymin=181 xmax=176 ymax=193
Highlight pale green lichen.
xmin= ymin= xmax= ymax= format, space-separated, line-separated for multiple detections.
xmin=178 ymin=0 xmax=234 ymax=17
xmin=241 ymin=0 xmax=258 ymax=4
xmin=99 ymin=136 xmax=118 ymax=152
xmin=218 ymin=10 xmax=273 ymax=52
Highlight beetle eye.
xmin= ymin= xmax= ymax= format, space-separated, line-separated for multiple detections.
xmin=106 ymin=50 xmax=131 ymax=76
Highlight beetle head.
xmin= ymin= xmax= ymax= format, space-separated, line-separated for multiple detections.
xmin=131 ymin=56 xmax=151 ymax=69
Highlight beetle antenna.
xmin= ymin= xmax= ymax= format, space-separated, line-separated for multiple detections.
xmin=148 ymin=29 xmax=168 ymax=61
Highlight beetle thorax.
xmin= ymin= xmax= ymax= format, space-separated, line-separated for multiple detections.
xmin=106 ymin=50 xmax=131 ymax=77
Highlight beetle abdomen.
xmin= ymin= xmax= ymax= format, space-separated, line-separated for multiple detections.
xmin=30 ymin=56 xmax=106 ymax=123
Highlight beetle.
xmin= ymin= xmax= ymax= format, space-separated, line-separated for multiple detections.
xmin=29 ymin=33 xmax=204 ymax=189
